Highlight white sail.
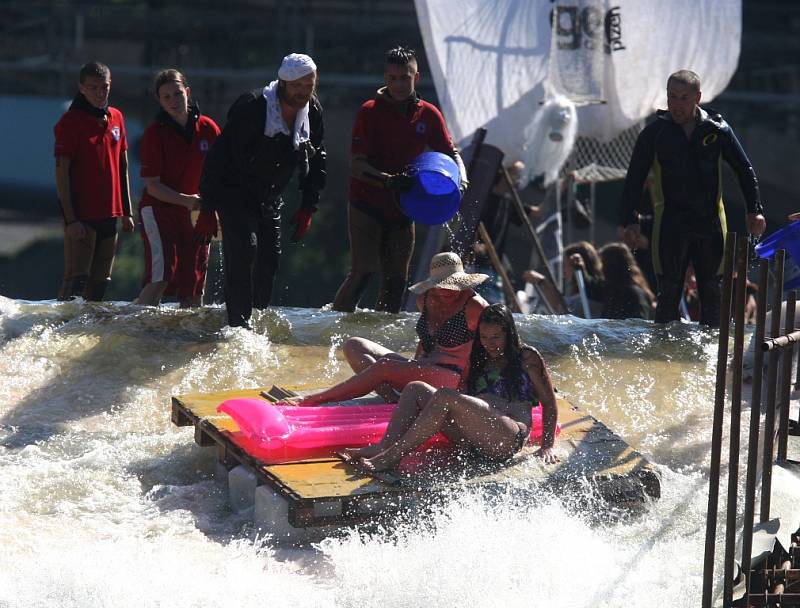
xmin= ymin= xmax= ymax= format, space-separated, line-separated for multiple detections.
xmin=415 ymin=0 xmax=741 ymax=158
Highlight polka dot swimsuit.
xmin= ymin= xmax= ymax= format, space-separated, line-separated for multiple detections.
xmin=415 ymin=295 xmax=474 ymax=354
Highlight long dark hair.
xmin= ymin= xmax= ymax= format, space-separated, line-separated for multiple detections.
xmin=599 ymin=242 xmax=656 ymax=316
xmin=468 ymin=304 xmax=525 ymax=399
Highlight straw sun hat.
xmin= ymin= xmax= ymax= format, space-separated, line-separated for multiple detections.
xmin=409 ymin=252 xmax=489 ymax=294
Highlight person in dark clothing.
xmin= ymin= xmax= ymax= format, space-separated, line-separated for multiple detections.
xmin=198 ymin=53 xmax=325 ymax=328
xmin=618 ymin=69 xmax=766 ymax=327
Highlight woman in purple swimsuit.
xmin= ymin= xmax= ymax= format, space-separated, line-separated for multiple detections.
xmin=294 ymin=252 xmax=488 ymax=406
xmin=343 ymin=303 xmax=559 ymax=470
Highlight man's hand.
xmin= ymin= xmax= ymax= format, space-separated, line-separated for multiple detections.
xmin=194 ymin=210 xmax=218 ymax=242
xmin=291 ymin=209 xmax=313 ymax=242
xmin=385 ymin=172 xmax=415 ymax=193
xmin=66 ymin=221 xmax=87 ymax=241
xmin=183 ymin=193 xmax=202 ymax=211
xmin=619 ymin=223 xmax=642 ymax=250
xmin=122 ymin=215 xmax=135 ymax=232
xmin=746 ymin=213 xmax=766 ymax=237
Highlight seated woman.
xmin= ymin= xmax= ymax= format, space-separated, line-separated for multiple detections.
xmin=343 ymin=303 xmax=559 ymax=472
xmin=574 ymin=242 xmax=655 ymax=320
xmin=295 ymin=252 xmax=489 ymax=406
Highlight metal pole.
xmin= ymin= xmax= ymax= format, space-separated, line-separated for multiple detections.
xmin=476 ymin=222 xmax=522 ymax=313
xmin=702 ymin=232 xmax=737 ymax=608
xmin=501 ymin=167 xmax=568 ymax=313
xmin=778 ymin=291 xmax=796 ymax=461
xmin=741 ymin=258 xmax=770 ymax=596
xmin=761 ymin=249 xmax=785 ymax=523
xmin=723 ymin=237 xmax=749 ymax=607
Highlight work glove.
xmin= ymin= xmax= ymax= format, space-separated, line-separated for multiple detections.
xmin=291 ymin=208 xmax=313 ymax=242
xmin=385 ymin=171 xmax=415 ymax=193
xmin=194 ymin=210 xmax=218 ymax=242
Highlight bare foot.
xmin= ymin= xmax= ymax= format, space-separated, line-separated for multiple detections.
xmin=361 ymin=451 xmax=401 ymax=472
xmin=341 ymin=444 xmax=383 ymax=460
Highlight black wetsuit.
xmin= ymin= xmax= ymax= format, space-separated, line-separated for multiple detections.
xmin=619 ymin=108 xmax=762 ymax=326
xmin=200 ymin=90 xmax=326 ymax=327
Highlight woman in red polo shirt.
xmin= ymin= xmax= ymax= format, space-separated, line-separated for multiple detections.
xmin=135 ymin=69 xmax=220 ymax=307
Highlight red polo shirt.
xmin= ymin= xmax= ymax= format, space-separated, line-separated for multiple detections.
xmin=139 ymin=115 xmax=220 ymax=211
xmin=54 ymin=106 xmax=127 ymax=221
xmin=349 ymin=92 xmax=456 ymax=222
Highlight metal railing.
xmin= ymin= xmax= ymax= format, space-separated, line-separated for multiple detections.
xmin=702 ymin=233 xmax=800 ymax=607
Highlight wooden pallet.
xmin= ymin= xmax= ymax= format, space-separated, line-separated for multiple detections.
xmin=171 ymin=386 xmax=661 ymax=528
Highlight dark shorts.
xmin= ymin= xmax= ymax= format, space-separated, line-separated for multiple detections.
xmin=471 ymin=426 xmax=530 ymax=463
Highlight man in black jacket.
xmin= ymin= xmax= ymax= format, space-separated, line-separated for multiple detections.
xmin=618 ymin=69 xmax=766 ymax=327
xmin=199 ymin=53 xmax=325 ymax=328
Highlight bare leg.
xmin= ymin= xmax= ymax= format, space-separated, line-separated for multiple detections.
xmin=342 ymin=381 xmax=435 ymax=459
xmin=299 ymin=358 xmax=459 ymax=406
xmin=363 ymin=389 xmax=522 ymax=471
xmin=342 ymin=337 xmax=408 ymax=401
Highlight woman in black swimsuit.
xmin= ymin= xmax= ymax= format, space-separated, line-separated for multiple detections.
xmin=343 ymin=304 xmax=559 ymax=470
xmin=294 ymin=252 xmax=488 ymax=406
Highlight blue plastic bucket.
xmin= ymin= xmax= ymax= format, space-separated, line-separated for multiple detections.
xmin=400 ymin=151 xmax=461 ymax=225
xmin=755 ymin=220 xmax=800 ymax=289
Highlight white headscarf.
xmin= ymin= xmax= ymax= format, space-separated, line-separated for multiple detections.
xmin=277 ymin=53 xmax=316 ymax=81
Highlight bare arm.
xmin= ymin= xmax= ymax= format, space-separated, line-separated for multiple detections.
xmin=522 ymin=346 xmax=558 ymax=461
xmin=119 ymin=150 xmax=135 ymax=231
xmin=55 ymin=156 xmax=86 ymax=240
xmin=55 ymin=156 xmax=76 ymax=223
xmin=351 ymin=153 xmax=392 ymax=186
xmin=143 ymin=176 xmax=200 ymax=209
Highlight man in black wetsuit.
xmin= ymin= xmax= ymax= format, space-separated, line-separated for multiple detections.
xmin=618 ymin=69 xmax=766 ymax=327
xmin=199 ymin=53 xmax=326 ymax=328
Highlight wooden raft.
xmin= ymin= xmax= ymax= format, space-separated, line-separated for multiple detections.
xmin=171 ymin=387 xmax=661 ymax=528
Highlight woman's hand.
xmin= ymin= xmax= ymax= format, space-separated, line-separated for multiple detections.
xmin=569 ymin=253 xmax=585 ymax=272
xmin=535 ymin=446 xmax=558 ymax=464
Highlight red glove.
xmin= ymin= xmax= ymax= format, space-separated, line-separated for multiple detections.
xmin=291 ymin=209 xmax=313 ymax=242
xmin=194 ymin=210 xmax=218 ymax=242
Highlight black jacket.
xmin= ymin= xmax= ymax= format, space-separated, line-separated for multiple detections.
xmin=619 ymin=108 xmax=761 ymax=231
xmin=200 ymin=89 xmax=326 ymax=213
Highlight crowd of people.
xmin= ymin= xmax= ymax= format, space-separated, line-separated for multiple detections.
xmin=52 ymin=55 xmax=772 ymax=470
xmin=53 ymin=51 xmax=766 ymax=330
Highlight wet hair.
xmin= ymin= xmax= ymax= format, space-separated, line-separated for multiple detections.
xmin=385 ymin=46 xmax=418 ymax=68
xmin=668 ymin=69 xmax=701 ymax=92
xmin=599 ymin=242 xmax=656 ymax=313
xmin=153 ymin=68 xmax=189 ymax=97
xmin=79 ymin=61 xmax=110 ymax=84
xmin=468 ymin=304 xmax=525 ymax=400
xmin=564 ymin=241 xmax=603 ymax=283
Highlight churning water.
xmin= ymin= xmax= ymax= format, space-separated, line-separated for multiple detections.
xmin=1 ymin=295 xmax=799 ymax=607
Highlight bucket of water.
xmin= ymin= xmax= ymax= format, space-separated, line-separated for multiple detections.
xmin=755 ymin=220 xmax=800 ymax=289
xmin=400 ymin=151 xmax=461 ymax=225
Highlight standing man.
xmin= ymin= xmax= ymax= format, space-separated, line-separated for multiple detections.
xmin=333 ymin=46 xmax=467 ymax=313
xmin=618 ymin=69 xmax=766 ymax=327
xmin=199 ymin=53 xmax=326 ymax=328
xmin=54 ymin=61 xmax=135 ymax=301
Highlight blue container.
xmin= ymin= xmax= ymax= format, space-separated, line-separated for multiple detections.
xmin=400 ymin=151 xmax=461 ymax=225
xmin=755 ymin=220 xmax=800 ymax=289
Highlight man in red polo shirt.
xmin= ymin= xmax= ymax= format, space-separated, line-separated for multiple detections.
xmin=54 ymin=61 xmax=135 ymax=301
xmin=333 ymin=46 xmax=466 ymax=313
